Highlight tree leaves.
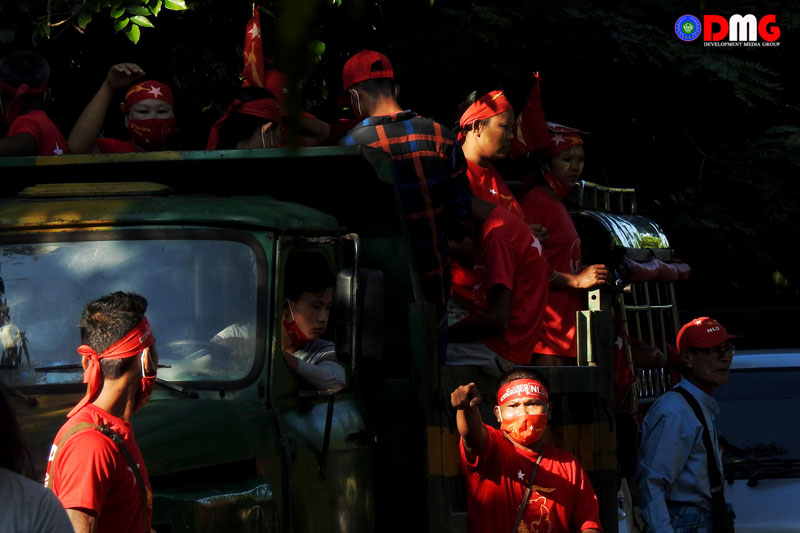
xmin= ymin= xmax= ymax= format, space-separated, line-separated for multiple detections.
xmin=125 ymin=21 xmax=140 ymax=43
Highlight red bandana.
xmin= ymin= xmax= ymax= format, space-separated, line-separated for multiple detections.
xmin=124 ymin=81 xmax=173 ymax=112
xmin=0 ymin=79 xmax=47 ymax=125
xmin=544 ymin=171 xmax=574 ymax=200
xmin=545 ymin=122 xmax=583 ymax=158
xmin=68 ymin=317 xmax=154 ymax=418
xmin=497 ymin=378 xmax=549 ymax=405
xmin=206 ymin=97 xmax=281 ymax=149
xmin=458 ymin=90 xmax=513 ymax=143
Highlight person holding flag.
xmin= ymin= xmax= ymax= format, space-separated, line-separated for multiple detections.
xmin=45 ymin=292 xmax=157 ymax=533
xmin=207 ymin=5 xmax=328 ymax=149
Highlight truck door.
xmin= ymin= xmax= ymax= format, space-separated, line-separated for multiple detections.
xmin=270 ymin=236 xmax=375 ymax=533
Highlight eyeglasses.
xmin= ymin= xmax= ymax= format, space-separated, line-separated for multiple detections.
xmin=691 ymin=344 xmax=736 ymax=359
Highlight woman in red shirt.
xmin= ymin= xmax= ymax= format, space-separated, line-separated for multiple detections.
xmin=520 ymin=124 xmax=608 ymax=365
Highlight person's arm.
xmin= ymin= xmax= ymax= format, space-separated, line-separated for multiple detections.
xmin=0 ymin=131 xmax=36 ymax=156
xmin=295 ymin=115 xmax=330 ymax=147
xmin=66 ymin=509 xmax=97 ymax=533
xmin=68 ymin=63 xmax=144 ymax=154
xmin=447 ymin=284 xmax=511 ymax=342
xmin=549 ymin=264 xmax=608 ymax=290
xmin=450 ymin=382 xmax=487 ymax=456
xmin=292 ymin=356 xmax=346 ymax=391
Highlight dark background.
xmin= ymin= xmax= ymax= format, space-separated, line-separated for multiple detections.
xmin=2 ymin=0 xmax=798 ymax=347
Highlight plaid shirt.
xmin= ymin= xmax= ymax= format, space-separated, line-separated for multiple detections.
xmin=341 ymin=110 xmax=471 ymax=307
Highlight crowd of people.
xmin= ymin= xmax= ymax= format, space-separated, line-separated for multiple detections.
xmin=1 ymin=39 xmax=741 ymax=533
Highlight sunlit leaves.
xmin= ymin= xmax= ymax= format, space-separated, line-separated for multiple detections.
xmin=125 ymin=21 xmax=140 ymax=43
xmin=164 ymin=0 xmax=187 ymax=10
xmin=114 ymin=16 xmax=130 ymax=31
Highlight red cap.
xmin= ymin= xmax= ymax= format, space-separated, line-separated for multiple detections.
xmin=544 ymin=122 xmax=583 ymax=158
xmin=676 ymin=317 xmax=739 ymax=352
xmin=339 ymin=50 xmax=394 ymax=105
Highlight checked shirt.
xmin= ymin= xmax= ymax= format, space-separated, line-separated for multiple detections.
xmin=340 ymin=110 xmax=471 ymax=308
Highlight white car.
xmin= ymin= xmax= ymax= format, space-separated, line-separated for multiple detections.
xmin=716 ymin=349 xmax=800 ymax=533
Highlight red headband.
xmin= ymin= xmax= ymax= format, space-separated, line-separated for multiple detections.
xmin=68 ymin=317 xmax=154 ymax=418
xmin=458 ymin=90 xmax=513 ymax=143
xmin=206 ymin=98 xmax=281 ymax=150
xmin=0 ymin=79 xmax=47 ymax=125
xmin=545 ymin=123 xmax=583 ymax=157
xmin=124 ymin=81 xmax=173 ymax=112
xmin=497 ymin=378 xmax=549 ymax=406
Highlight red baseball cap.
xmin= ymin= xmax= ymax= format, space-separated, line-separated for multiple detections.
xmin=676 ymin=317 xmax=739 ymax=352
xmin=339 ymin=50 xmax=394 ymax=105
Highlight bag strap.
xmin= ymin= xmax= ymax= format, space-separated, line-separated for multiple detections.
xmin=46 ymin=421 xmax=148 ymax=533
xmin=512 ymin=452 xmax=544 ymax=533
xmin=672 ymin=387 xmax=727 ymax=501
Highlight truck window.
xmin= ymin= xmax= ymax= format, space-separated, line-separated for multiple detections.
xmin=0 ymin=234 xmax=261 ymax=387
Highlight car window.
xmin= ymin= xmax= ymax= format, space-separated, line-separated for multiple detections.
xmin=716 ymin=367 xmax=800 ymax=470
xmin=0 ymin=235 xmax=260 ymax=387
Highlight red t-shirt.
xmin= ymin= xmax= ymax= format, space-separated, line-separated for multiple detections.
xmin=452 ymin=207 xmax=548 ymax=365
xmin=46 ymin=404 xmax=152 ymax=533
xmin=96 ymin=138 xmax=138 ymax=153
xmin=466 ymin=159 xmax=525 ymax=221
xmin=461 ymin=425 xmax=603 ymax=533
xmin=7 ymin=110 xmax=68 ymax=156
xmin=521 ymin=187 xmax=584 ymax=357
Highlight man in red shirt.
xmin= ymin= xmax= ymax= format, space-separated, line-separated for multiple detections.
xmin=451 ymin=368 xmax=603 ymax=533
xmin=448 ymin=196 xmax=549 ymax=374
xmin=0 ymin=51 xmax=68 ymax=157
xmin=45 ymin=292 xmax=157 ymax=533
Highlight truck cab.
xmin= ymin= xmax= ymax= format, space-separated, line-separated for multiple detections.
xmin=1 ymin=147 xmax=684 ymax=532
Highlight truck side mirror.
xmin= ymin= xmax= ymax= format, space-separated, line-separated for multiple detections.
xmin=334 ymin=268 xmax=385 ymax=363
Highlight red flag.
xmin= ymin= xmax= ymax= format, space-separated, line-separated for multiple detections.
xmin=242 ymin=6 xmax=264 ymax=88
xmin=509 ymin=72 xmax=550 ymax=159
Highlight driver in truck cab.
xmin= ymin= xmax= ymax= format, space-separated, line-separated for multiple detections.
xmin=212 ymin=251 xmax=346 ymax=391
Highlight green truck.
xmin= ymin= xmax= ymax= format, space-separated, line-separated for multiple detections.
xmin=0 ymin=147 xmax=682 ymax=532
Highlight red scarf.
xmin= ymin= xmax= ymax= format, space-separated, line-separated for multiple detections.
xmin=458 ymin=90 xmax=513 ymax=143
xmin=206 ymin=98 xmax=281 ymax=149
xmin=68 ymin=317 xmax=154 ymax=418
xmin=0 ymin=79 xmax=47 ymax=125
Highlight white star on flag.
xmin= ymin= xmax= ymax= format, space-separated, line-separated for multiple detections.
xmin=249 ymin=25 xmax=261 ymax=39
xmin=52 ymin=143 xmax=63 ymax=155
xmin=148 ymin=86 xmax=163 ymax=98
xmin=489 ymin=188 xmax=498 ymax=195
xmin=530 ymin=237 xmax=543 ymax=255
xmin=518 ymin=470 xmax=526 ymax=480
xmin=552 ymin=133 xmax=565 ymax=145
xmin=695 ymin=319 xmax=704 ymax=325
xmin=615 ymin=337 xmax=624 ymax=350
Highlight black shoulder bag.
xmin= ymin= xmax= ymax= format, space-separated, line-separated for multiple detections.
xmin=673 ymin=387 xmax=735 ymax=533
xmin=512 ymin=453 xmax=544 ymax=533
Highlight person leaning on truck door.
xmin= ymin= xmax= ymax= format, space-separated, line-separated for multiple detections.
xmin=212 ymin=251 xmax=346 ymax=391
xmin=637 ymin=317 xmax=737 ymax=532
xmin=451 ymin=367 xmax=603 ymax=533
xmin=337 ymin=50 xmax=472 ymax=361
xmin=68 ymin=63 xmax=178 ymax=153
xmin=45 ymin=291 xmax=156 ymax=533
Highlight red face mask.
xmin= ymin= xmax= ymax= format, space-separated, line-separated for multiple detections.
xmin=500 ymin=413 xmax=547 ymax=445
xmin=544 ymin=171 xmax=573 ymax=200
xmin=283 ymin=301 xmax=311 ymax=348
xmin=133 ymin=348 xmax=156 ymax=414
xmin=128 ymin=117 xmax=178 ymax=149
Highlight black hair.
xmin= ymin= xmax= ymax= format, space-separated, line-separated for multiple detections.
xmin=79 ymin=291 xmax=148 ymax=380
xmin=0 ymin=389 xmax=33 ymax=476
xmin=351 ymin=77 xmax=396 ymax=100
xmin=216 ymin=86 xmax=278 ymax=150
xmin=453 ymin=90 xmax=492 ymax=141
xmin=0 ymin=51 xmax=50 ymax=88
xmin=498 ymin=367 xmax=550 ymax=393
xmin=284 ymin=251 xmax=335 ymax=302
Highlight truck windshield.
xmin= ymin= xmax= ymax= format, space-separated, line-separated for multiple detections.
xmin=716 ymin=367 xmax=800 ymax=478
xmin=0 ymin=236 xmax=260 ymax=387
